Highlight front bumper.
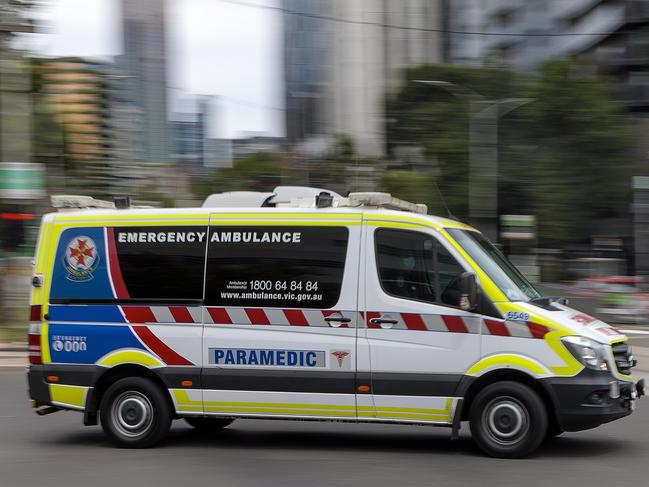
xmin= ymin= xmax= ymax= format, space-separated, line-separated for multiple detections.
xmin=543 ymin=369 xmax=643 ymax=432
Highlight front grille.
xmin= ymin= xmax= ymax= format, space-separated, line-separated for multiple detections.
xmin=612 ymin=342 xmax=636 ymax=375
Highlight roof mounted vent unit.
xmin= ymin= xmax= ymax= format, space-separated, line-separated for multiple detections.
xmin=202 ymin=191 xmax=275 ymax=208
xmin=201 ymin=186 xmax=344 ymax=209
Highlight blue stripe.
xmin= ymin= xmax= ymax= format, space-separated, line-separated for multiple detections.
xmin=48 ymin=305 xmax=125 ymax=323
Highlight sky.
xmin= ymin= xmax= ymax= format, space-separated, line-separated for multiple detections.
xmin=26 ymin=0 xmax=284 ymax=139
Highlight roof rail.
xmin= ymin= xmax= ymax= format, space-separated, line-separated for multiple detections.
xmin=201 ymin=187 xmax=427 ymax=214
xmin=51 ymin=195 xmax=153 ymax=211
xmin=51 ymin=195 xmax=116 ymax=210
xmin=346 ymin=192 xmax=427 ymax=214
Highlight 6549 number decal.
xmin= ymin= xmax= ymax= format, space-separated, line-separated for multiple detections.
xmin=505 ymin=311 xmax=530 ymax=322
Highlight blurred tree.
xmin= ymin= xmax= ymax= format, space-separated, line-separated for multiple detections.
xmin=192 ymin=151 xmax=287 ymax=199
xmin=386 ymin=61 xmax=634 ymax=248
xmin=501 ymin=59 xmax=635 ymax=247
xmin=307 ymin=133 xmax=356 ymax=191
xmin=380 ymin=169 xmax=443 ymax=215
xmin=386 ymin=64 xmax=515 ymax=219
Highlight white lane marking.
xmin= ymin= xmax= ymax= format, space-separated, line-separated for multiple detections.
xmin=619 ymin=329 xmax=649 ymax=335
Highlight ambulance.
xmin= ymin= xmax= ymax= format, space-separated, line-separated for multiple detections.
xmin=26 ymin=188 xmax=644 ymax=458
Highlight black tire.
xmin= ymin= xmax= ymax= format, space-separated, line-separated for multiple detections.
xmin=469 ymin=381 xmax=548 ymax=458
xmin=184 ymin=417 xmax=235 ymax=430
xmin=99 ymin=377 xmax=172 ymax=448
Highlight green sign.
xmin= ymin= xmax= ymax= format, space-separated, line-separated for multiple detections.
xmin=0 ymin=163 xmax=45 ymax=199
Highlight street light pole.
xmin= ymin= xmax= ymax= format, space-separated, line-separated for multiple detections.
xmin=414 ymin=80 xmax=531 ymax=242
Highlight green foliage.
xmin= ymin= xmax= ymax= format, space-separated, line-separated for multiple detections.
xmin=193 ymin=151 xmax=286 ymax=199
xmin=386 ymin=64 xmax=516 ymax=218
xmin=386 ymin=60 xmax=635 ymax=247
xmin=380 ymin=170 xmax=443 ymax=215
xmin=501 ymin=59 xmax=634 ymax=246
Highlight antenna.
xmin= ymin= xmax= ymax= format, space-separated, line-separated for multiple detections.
xmin=433 ymin=180 xmax=457 ymax=221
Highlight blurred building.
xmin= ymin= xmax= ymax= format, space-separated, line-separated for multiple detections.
xmin=117 ymin=0 xmax=170 ymax=163
xmin=283 ymin=0 xmax=446 ymax=157
xmin=171 ymin=115 xmax=204 ymax=168
xmin=41 ymin=59 xmax=113 ymax=195
xmin=170 ymin=97 xmax=214 ymax=169
xmin=449 ymin=0 xmax=556 ymax=67
xmin=450 ymin=0 xmax=649 ymax=80
xmin=204 ymin=138 xmax=233 ymax=169
xmin=634 ymin=176 xmax=649 ymax=282
xmin=232 ymin=135 xmax=284 ymax=160
xmin=283 ymin=0 xmax=331 ymax=147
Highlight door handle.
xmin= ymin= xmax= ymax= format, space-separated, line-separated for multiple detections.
xmin=324 ymin=316 xmax=352 ymax=327
xmin=369 ymin=317 xmax=398 ymax=328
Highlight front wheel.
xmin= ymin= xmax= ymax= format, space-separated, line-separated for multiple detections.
xmin=100 ymin=377 xmax=172 ymax=448
xmin=469 ymin=381 xmax=548 ymax=458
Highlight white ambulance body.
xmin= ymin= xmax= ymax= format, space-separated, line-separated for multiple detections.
xmin=26 ymin=189 xmax=644 ymax=458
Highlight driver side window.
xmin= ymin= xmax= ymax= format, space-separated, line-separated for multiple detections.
xmin=375 ymin=228 xmax=465 ymax=307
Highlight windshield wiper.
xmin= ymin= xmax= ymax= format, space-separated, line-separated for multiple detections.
xmin=529 ymin=296 xmax=569 ymax=306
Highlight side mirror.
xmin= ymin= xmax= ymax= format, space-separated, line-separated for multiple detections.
xmin=459 ymin=272 xmax=478 ymax=312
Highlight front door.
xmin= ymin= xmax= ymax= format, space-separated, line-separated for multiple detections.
xmin=200 ymin=213 xmax=361 ymax=419
xmin=361 ymin=223 xmax=482 ymax=423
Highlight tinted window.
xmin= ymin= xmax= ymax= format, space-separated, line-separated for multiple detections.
xmin=205 ymin=226 xmax=348 ymax=308
xmin=114 ymin=226 xmax=207 ymax=301
xmin=375 ymin=228 xmax=465 ymax=307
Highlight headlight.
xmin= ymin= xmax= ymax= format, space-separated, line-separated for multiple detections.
xmin=561 ymin=336 xmax=609 ymax=371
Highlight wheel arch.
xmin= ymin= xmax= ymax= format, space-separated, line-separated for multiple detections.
xmin=457 ymin=368 xmax=559 ymax=431
xmin=84 ymin=365 xmax=175 ymax=425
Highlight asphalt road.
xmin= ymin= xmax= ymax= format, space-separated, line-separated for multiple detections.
xmin=1 ymin=371 xmax=648 ymax=487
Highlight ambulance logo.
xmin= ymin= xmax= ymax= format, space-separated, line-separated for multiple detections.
xmin=331 ymin=350 xmax=351 ymax=370
xmin=64 ymin=236 xmax=99 ymax=282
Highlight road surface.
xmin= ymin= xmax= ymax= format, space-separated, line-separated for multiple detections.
xmin=1 ymin=366 xmax=648 ymax=487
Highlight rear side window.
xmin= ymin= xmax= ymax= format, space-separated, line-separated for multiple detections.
xmin=114 ymin=226 xmax=207 ymax=301
xmin=205 ymin=226 xmax=348 ymax=308
xmin=49 ymin=225 xmax=207 ymax=303
xmin=374 ymin=228 xmax=465 ymax=306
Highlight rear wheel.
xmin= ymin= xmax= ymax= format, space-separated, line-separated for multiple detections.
xmin=469 ymin=381 xmax=548 ymax=458
xmin=100 ymin=377 xmax=172 ymax=448
xmin=184 ymin=417 xmax=235 ymax=430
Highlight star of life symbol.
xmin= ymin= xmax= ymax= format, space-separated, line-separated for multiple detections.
xmin=331 ymin=350 xmax=350 ymax=369
xmin=64 ymin=236 xmax=98 ymax=281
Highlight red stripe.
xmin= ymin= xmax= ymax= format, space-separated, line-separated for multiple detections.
xmin=106 ymin=227 xmax=130 ymax=299
xmin=485 ymin=319 xmax=511 ymax=336
xmin=207 ymin=307 xmax=232 ymax=324
xmin=245 ymin=308 xmax=270 ymax=325
xmin=122 ymin=306 xmax=156 ymax=323
xmin=442 ymin=315 xmax=469 ymax=333
xmin=366 ymin=312 xmax=381 ymax=329
xmin=283 ymin=309 xmax=309 ymax=326
xmin=401 ymin=313 xmax=427 ymax=331
xmin=527 ymin=322 xmax=549 ymax=339
xmin=169 ymin=306 xmax=193 ymax=323
xmin=132 ymin=326 xmax=193 ymax=366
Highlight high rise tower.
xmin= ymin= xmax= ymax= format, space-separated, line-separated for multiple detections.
xmin=118 ymin=0 xmax=169 ymax=163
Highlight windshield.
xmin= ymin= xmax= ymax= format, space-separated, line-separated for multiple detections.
xmin=447 ymin=229 xmax=541 ymax=302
